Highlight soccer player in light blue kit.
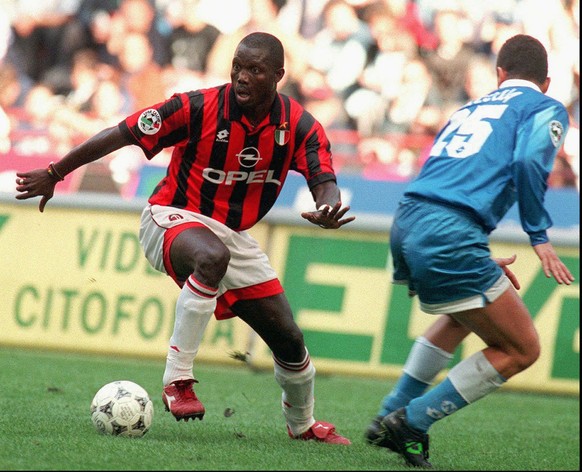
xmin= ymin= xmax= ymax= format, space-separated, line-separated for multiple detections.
xmin=365 ymin=34 xmax=575 ymax=468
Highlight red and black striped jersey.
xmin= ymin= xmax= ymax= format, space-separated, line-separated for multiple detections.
xmin=118 ymin=84 xmax=337 ymax=231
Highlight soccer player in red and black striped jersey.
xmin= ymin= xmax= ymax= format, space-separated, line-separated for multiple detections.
xmin=16 ymin=32 xmax=354 ymax=444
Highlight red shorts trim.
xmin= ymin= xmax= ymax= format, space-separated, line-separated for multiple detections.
xmin=215 ymin=279 xmax=284 ymax=320
xmin=162 ymin=222 xmax=205 ymax=287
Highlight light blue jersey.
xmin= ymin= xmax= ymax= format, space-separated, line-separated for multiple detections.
xmin=405 ymin=79 xmax=569 ymax=245
xmin=392 ymin=79 xmax=570 ymax=311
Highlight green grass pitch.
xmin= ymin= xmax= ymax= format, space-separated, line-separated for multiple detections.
xmin=0 ymin=347 xmax=578 ymax=470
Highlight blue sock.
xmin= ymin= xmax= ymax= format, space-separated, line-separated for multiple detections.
xmin=378 ymin=373 xmax=430 ymax=417
xmin=405 ymin=378 xmax=468 ymax=432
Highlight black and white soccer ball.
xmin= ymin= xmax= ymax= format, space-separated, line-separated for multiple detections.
xmin=90 ymin=380 xmax=154 ymax=438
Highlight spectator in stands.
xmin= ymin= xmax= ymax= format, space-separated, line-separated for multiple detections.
xmin=89 ymin=78 xmax=146 ymax=196
xmin=485 ymin=10 xmax=524 ymax=60
xmin=62 ymin=49 xmax=102 ymax=113
xmin=6 ymin=0 xmax=88 ymax=93
xmin=164 ymin=0 xmax=222 ymax=82
xmin=377 ymin=0 xmax=438 ymax=53
xmin=0 ymin=62 xmax=29 ymax=112
xmin=272 ymin=0 xmax=327 ymax=40
xmin=463 ymin=53 xmax=497 ymax=102
xmin=548 ymin=149 xmax=579 ymax=189
xmin=0 ymin=61 xmax=31 ymax=157
xmin=344 ymin=2 xmax=418 ymax=136
xmin=306 ymin=0 xmax=374 ymax=102
xmin=191 ymin=0 xmax=251 ymax=35
xmin=74 ymin=0 xmax=119 ymax=33
xmin=75 ymin=3 xmax=120 ymax=66
xmin=19 ymin=84 xmax=57 ymax=134
xmin=1 ymin=0 xmax=579 ymax=192
xmin=116 ymin=32 xmax=167 ymax=111
xmin=420 ymin=5 xmax=474 ymax=109
xmin=358 ymin=137 xmax=417 ymax=181
xmin=49 ymin=76 xmax=141 ymax=195
xmin=297 ymin=67 xmax=354 ymax=133
xmin=353 ymin=58 xmax=437 ymax=181
xmin=384 ymin=58 xmax=438 ymax=135
xmin=52 ymin=76 xmax=128 ymax=140
xmin=12 ymin=84 xmax=72 ymax=156
xmin=108 ymin=0 xmax=171 ymax=67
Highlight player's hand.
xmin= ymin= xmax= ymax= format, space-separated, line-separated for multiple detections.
xmin=301 ymin=202 xmax=355 ymax=229
xmin=494 ymin=254 xmax=520 ymax=290
xmin=15 ymin=168 xmax=58 ymax=212
xmin=533 ymin=242 xmax=575 ymax=285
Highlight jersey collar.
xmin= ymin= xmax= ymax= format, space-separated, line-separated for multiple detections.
xmin=499 ymin=79 xmax=541 ymax=92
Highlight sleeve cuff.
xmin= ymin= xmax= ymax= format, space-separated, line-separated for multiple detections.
xmin=529 ymin=230 xmax=549 ymax=246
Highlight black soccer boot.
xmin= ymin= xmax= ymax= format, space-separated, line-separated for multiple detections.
xmin=380 ymin=408 xmax=432 ymax=468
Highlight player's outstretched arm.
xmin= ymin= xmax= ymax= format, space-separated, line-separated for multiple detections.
xmin=533 ymin=242 xmax=575 ymax=285
xmin=15 ymin=126 xmax=131 ymax=212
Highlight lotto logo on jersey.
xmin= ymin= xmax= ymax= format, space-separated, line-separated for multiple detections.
xmin=549 ymin=120 xmax=564 ymax=148
xmin=138 ymin=109 xmax=162 ymax=135
xmin=216 ymin=129 xmax=229 ymax=142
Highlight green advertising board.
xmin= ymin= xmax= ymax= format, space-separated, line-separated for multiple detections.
xmin=1 ymin=198 xmax=579 ymax=395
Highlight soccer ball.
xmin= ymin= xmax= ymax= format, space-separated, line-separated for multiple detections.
xmin=90 ymin=380 xmax=154 ymax=438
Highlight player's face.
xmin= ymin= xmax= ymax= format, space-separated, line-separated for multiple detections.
xmin=231 ymin=44 xmax=284 ymax=111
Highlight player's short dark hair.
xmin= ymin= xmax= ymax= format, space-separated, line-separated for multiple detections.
xmin=239 ymin=32 xmax=285 ymax=70
xmin=496 ymin=34 xmax=548 ymax=85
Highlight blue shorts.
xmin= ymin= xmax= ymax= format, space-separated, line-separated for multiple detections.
xmin=390 ymin=196 xmax=508 ymax=314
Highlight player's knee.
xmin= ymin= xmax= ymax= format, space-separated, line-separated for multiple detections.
xmin=288 ymin=328 xmax=305 ymax=351
xmin=514 ymin=334 xmax=541 ymax=372
xmin=273 ymin=328 xmax=306 ymax=362
xmin=196 ymin=245 xmax=230 ymax=280
xmin=522 ymin=341 xmax=541 ymax=370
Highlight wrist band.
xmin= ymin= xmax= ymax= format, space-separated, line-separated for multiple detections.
xmin=47 ymin=162 xmax=65 ymax=181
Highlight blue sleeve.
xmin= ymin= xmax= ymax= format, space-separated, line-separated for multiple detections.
xmin=511 ymin=104 xmax=569 ymax=246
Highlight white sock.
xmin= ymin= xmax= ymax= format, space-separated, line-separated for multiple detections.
xmin=273 ymin=348 xmax=316 ymax=436
xmin=163 ymin=275 xmax=217 ymax=386
xmin=448 ymin=351 xmax=506 ymax=403
xmin=404 ymin=336 xmax=454 ymax=383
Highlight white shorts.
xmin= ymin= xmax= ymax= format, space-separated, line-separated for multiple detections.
xmin=139 ymin=204 xmax=283 ymax=319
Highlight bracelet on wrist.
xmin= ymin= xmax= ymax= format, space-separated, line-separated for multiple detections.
xmin=47 ymin=162 xmax=65 ymax=181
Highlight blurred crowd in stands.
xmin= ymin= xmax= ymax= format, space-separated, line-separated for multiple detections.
xmin=0 ymin=0 xmax=579 ymax=197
